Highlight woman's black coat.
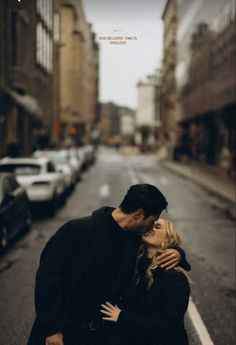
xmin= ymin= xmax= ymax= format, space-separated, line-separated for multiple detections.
xmin=116 ymin=260 xmax=190 ymax=345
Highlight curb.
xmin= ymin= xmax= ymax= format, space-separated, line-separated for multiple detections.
xmin=161 ymin=162 xmax=236 ymax=220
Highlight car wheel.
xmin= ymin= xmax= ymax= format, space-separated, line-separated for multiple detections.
xmin=0 ymin=224 xmax=8 ymax=252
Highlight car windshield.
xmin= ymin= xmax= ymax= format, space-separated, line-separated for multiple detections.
xmin=36 ymin=151 xmax=70 ymax=164
xmin=0 ymin=164 xmax=41 ymax=175
xmin=50 ymin=156 xmax=69 ymax=165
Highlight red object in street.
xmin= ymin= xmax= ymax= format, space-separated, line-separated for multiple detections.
xmin=70 ymin=127 xmax=78 ymax=136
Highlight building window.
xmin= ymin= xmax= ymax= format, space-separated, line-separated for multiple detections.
xmin=54 ymin=13 xmax=60 ymax=42
xmin=212 ymin=2 xmax=233 ymax=33
xmin=46 ymin=33 xmax=50 ymax=71
xmin=36 ymin=0 xmax=53 ymax=73
xmin=42 ymin=27 xmax=46 ymax=68
xmin=48 ymin=0 xmax=53 ymax=29
xmin=37 ymin=0 xmax=52 ymax=29
xmin=36 ymin=23 xmax=53 ymax=73
xmin=36 ymin=22 xmax=42 ymax=65
xmin=49 ymin=36 xmax=53 ymax=71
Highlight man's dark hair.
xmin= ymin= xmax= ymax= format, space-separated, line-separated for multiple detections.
xmin=120 ymin=184 xmax=168 ymax=217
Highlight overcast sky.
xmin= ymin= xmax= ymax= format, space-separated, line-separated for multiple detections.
xmin=82 ymin=0 xmax=166 ymax=109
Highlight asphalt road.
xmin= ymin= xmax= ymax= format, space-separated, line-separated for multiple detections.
xmin=0 ymin=147 xmax=235 ymax=345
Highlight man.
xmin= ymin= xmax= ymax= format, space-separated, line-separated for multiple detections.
xmin=28 ymin=184 xmax=190 ymax=345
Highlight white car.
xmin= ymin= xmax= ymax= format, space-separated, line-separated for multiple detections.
xmin=0 ymin=157 xmax=65 ymax=214
xmin=33 ymin=150 xmax=75 ymax=192
xmin=77 ymin=147 xmax=88 ymax=171
xmin=83 ymin=145 xmax=96 ymax=166
xmin=67 ymin=148 xmax=82 ymax=181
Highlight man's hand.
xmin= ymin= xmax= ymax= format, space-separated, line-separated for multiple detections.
xmin=158 ymin=248 xmax=181 ymax=270
xmin=45 ymin=333 xmax=63 ymax=345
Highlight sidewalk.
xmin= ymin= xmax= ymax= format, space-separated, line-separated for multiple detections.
xmin=161 ymin=160 xmax=236 ymax=218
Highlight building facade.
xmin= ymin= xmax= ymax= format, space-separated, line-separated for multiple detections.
xmin=35 ymin=0 xmax=55 ymax=148
xmin=161 ymin=0 xmax=179 ymax=129
xmin=59 ymin=0 xmax=99 ymax=145
xmin=99 ymin=102 xmax=134 ymax=146
xmin=0 ymin=0 xmax=46 ymax=156
xmin=0 ymin=0 xmax=99 ymax=156
xmin=99 ymin=102 xmax=121 ymax=145
xmin=120 ymin=107 xmax=135 ymax=145
xmin=51 ymin=0 xmax=62 ymax=144
xmin=135 ymin=70 xmax=162 ymax=151
xmin=0 ymin=0 xmax=65 ymax=155
xmin=176 ymin=0 xmax=235 ymax=172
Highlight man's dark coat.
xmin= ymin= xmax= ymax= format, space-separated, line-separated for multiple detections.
xmin=27 ymin=207 xmax=141 ymax=345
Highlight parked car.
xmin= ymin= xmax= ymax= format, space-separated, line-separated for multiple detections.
xmin=84 ymin=145 xmax=96 ymax=166
xmin=33 ymin=150 xmax=75 ymax=193
xmin=0 ymin=157 xmax=65 ymax=215
xmin=67 ymin=147 xmax=83 ymax=181
xmin=77 ymin=145 xmax=96 ymax=171
xmin=77 ymin=147 xmax=88 ymax=171
xmin=0 ymin=173 xmax=31 ymax=251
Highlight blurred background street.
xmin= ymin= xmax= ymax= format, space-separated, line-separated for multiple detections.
xmin=0 ymin=0 xmax=235 ymax=344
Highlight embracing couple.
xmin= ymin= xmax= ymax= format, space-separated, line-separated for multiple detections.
xmin=28 ymin=184 xmax=191 ymax=345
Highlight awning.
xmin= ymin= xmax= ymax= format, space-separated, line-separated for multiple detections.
xmin=7 ymin=89 xmax=42 ymax=119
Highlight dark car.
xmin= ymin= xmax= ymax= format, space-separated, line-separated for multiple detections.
xmin=0 ymin=173 xmax=31 ymax=252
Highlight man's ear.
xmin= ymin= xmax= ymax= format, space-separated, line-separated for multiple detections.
xmin=134 ymin=209 xmax=145 ymax=221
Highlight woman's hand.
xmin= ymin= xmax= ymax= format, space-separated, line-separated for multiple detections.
xmin=45 ymin=333 xmax=63 ymax=345
xmin=101 ymin=301 xmax=121 ymax=322
xmin=158 ymin=248 xmax=181 ymax=270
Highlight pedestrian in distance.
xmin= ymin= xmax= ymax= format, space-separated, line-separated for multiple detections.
xmin=27 ymin=184 xmax=191 ymax=345
xmin=101 ymin=218 xmax=191 ymax=345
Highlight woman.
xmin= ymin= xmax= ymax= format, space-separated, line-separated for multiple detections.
xmin=101 ymin=218 xmax=190 ymax=345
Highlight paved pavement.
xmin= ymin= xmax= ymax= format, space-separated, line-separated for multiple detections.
xmin=161 ymin=160 xmax=236 ymax=219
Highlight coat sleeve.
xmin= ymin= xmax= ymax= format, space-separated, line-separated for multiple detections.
xmin=117 ymin=271 xmax=190 ymax=341
xmin=34 ymin=220 xmax=77 ymax=336
xmin=175 ymin=245 xmax=191 ymax=271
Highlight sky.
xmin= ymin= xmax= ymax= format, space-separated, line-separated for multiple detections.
xmin=82 ymin=0 xmax=166 ymax=109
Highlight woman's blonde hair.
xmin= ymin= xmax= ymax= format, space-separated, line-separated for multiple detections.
xmin=135 ymin=219 xmax=191 ymax=289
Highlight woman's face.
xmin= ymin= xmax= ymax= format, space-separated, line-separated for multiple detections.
xmin=142 ymin=218 xmax=166 ymax=248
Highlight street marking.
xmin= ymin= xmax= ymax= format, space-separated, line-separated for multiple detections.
xmin=187 ymin=297 xmax=214 ymax=345
xmin=99 ymin=184 xmax=110 ymax=198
